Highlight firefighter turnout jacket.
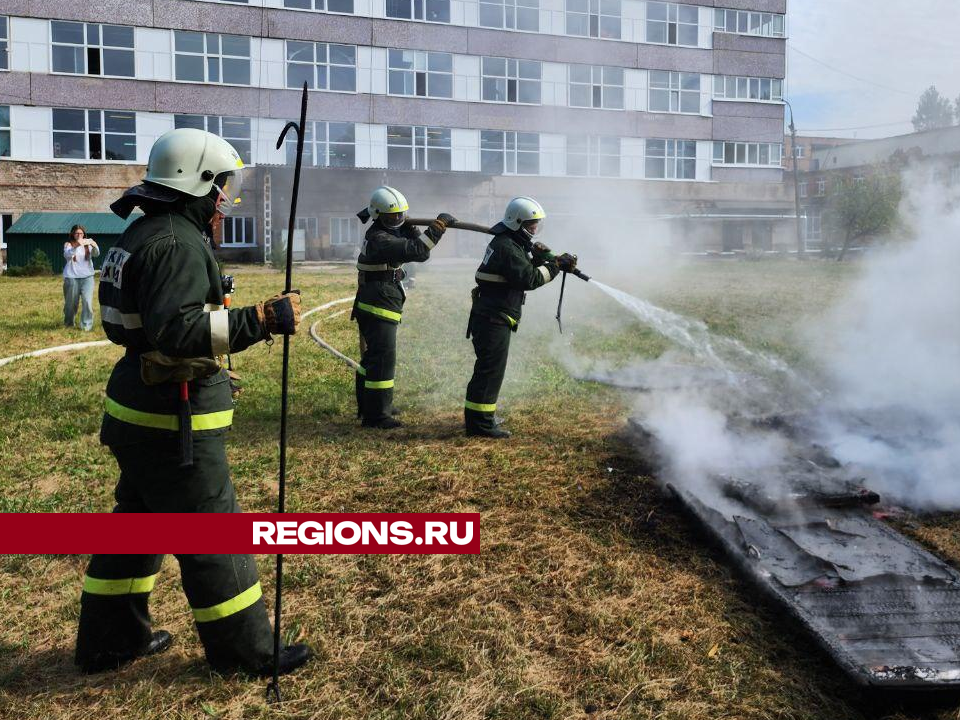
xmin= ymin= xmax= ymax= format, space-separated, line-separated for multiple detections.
xmin=471 ymin=222 xmax=560 ymax=330
xmin=353 ymin=220 xmax=442 ymax=323
xmin=98 ymin=196 xmax=268 ymax=445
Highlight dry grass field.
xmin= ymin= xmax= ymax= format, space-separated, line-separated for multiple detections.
xmin=1 ymin=258 xmax=959 ymax=720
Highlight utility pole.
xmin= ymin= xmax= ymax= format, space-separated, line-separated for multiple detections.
xmin=783 ymin=99 xmax=805 ymax=258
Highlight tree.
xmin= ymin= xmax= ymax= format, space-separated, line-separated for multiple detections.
xmin=912 ymin=86 xmax=954 ymax=131
xmin=824 ymin=171 xmax=901 ymax=261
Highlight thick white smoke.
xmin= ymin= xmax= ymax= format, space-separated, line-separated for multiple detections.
xmin=573 ymin=169 xmax=960 ymax=514
xmin=810 ymin=172 xmax=960 ymax=508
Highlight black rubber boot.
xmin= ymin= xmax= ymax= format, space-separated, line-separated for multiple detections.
xmin=362 ymin=417 xmax=403 ymax=429
xmin=257 ymin=644 xmax=313 ymax=677
xmin=466 ymin=426 xmax=512 ymax=439
xmin=78 ymin=630 xmax=173 ymax=674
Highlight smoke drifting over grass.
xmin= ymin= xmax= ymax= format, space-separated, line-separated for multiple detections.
xmin=810 ymin=173 xmax=960 ymax=509
xmin=566 ymin=171 xmax=960 ymax=514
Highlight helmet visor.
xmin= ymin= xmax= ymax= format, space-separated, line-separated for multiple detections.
xmin=213 ymin=168 xmax=244 ymax=216
xmin=381 ymin=211 xmax=406 ymax=229
xmin=521 ymin=219 xmax=543 ymax=237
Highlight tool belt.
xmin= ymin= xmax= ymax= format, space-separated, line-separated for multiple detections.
xmin=138 ymin=350 xmax=223 ymax=386
xmin=358 ymin=268 xmax=405 ymax=284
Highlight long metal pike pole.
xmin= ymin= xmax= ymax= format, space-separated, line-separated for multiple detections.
xmin=266 ymin=80 xmax=309 ymax=705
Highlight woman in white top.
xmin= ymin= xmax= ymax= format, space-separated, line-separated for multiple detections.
xmin=63 ymin=224 xmax=100 ymax=331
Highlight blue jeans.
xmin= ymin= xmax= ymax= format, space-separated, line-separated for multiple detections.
xmin=64 ymin=275 xmax=95 ymax=331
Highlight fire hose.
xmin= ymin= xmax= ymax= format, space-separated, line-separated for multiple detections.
xmin=405 ymin=218 xmax=591 ymax=332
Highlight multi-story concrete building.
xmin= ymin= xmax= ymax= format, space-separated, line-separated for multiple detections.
xmin=0 ymin=0 xmax=790 ymax=262
xmin=798 ymin=125 xmax=960 ymax=251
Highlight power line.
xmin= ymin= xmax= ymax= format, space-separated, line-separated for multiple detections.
xmin=788 ymin=44 xmax=915 ymax=96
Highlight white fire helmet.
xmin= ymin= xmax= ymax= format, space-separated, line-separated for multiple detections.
xmin=502 ymin=196 xmax=546 ymax=237
xmin=144 ymin=128 xmax=245 ymax=215
xmin=369 ymin=186 xmax=410 ymax=228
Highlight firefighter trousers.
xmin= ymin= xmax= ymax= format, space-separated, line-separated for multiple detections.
xmin=464 ymin=313 xmax=512 ymax=432
xmin=355 ymin=313 xmax=397 ymax=423
xmin=75 ymin=434 xmax=274 ymax=673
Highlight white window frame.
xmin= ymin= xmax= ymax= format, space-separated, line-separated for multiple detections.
xmin=174 ymin=115 xmax=253 ymax=164
xmin=330 ymin=217 xmax=362 ymax=246
xmin=646 ymin=2 xmax=699 ymax=46
xmin=565 ymin=0 xmax=621 ymax=39
xmin=173 ymin=31 xmax=251 ymax=86
xmin=714 ymin=9 xmax=785 ymax=37
xmin=567 ymin=135 xmax=620 ymax=177
xmin=798 ymin=181 xmax=807 ymax=198
xmin=51 ymin=108 xmax=138 ymax=162
xmin=286 ymin=120 xmax=357 ymax=167
xmin=713 ymin=75 xmax=783 ymax=103
xmin=481 ymin=57 xmax=542 ymax=105
xmin=816 ymin=178 xmax=826 ymax=195
xmin=0 ymin=104 xmax=9 ymax=157
xmin=804 ymin=209 xmax=821 ymax=241
xmin=645 ymin=139 xmax=696 ymax=180
xmin=649 ymin=71 xmax=701 ymax=114
xmin=480 ymin=130 xmax=540 ymax=175
xmin=221 ymin=216 xmax=257 ymax=247
xmin=569 ymin=65 xmax=624 ymax=110
xmin=712 ymin=141 xmax=782 ymax=167
xmin=49 ymin=20 xmax=135 ymax=79
xmin=387 ymin=49 xmax=453 ymax=99
xmin=296 ymin=217 xmax=320 ymax=239
xmin=286 ymin=41 xmax=357 ymax=93
xmin=387 ymin=125 xmax=452 ymax=171
xmin=793 ymin=144 xmax=804 ymax=158
xmin=385 ymin=0 xmax=451 ymax=23
xmin=0 ymin=17 xmax=9 ymax=72
xmin=283 ymin=0 xmax=355 ymax=14
xmin=479 ymin=0 xmax=539 ymax=31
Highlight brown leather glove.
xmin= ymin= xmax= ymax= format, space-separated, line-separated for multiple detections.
xmin=556 ymin=253 xmax=578 ymax=272
xmin=228 ymin=370 xmax=242 ymax=399
xmin=256 ymin=290 xmax=301 ymax=336
xmin=428 ymin=219 xmax=447 ymax=236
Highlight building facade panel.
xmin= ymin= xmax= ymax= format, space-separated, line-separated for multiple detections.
xmin=713 ymin=48 xmax=784 ymax=78
xmin=712 ymin=166 xmax=783 ymax=183
xmin=720 ymin=0 xmax=786 ymax=13
xmin=0 ymin=70 xmax=30 ymax=105
xmin=712 ymin=114 xmax=782 ymax=142
xmin=0 ymin=1 xmax=30 ymax=14
xmin=153 ymin=0 xmax=265 ymax=35
xmin=266 ymin=10 xmax=374 ymax=45
xmin=373 ymin=19 xmax=470 ymax=54
xmin=637 ymin=44 xmax=713 ymax=74
xmin=25 ymin=0 xmax=153 ymax=25
xmin=30 ymin=74 xmax=158 ymax=112
xmin=637 ymin=112 xmax=712 ymax=140
xmin=712 ymin=100 xmax=783 ymax=120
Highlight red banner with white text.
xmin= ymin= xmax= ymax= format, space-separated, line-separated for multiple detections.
xmin=0 ymin=513 xmax=479 ymax=554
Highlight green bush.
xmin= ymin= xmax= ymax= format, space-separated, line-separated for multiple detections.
xmin=5 ymin=249 xmax=53 ymax=277
xmin=269 ymin=240 xmax=287 ymax=271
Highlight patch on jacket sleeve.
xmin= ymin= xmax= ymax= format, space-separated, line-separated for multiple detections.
xmin=100 ymin=247 xmax=132 ymax=289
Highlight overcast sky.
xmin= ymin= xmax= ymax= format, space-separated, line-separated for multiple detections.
xmin=788 ymin=0 xmax=960 ymax=138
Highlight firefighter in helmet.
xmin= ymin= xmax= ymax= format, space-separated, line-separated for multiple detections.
xmin=353 ymin=186 xmax=455 ymax=428
xmin=464 ymin=197 xmax=576 ymax=438
xmin=76 ymin=128 xmax=310 ymax=677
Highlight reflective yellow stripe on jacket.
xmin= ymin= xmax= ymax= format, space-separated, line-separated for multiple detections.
xmin=192 ymin=582 xmax=263 ymax=623
xmin=104 ymin=397 xmax=234 ymax=431
xmin=356 ymin=302 xmax=402 ymax=322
